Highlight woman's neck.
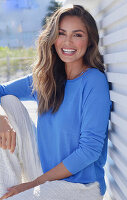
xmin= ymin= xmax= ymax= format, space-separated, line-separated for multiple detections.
xmin=65 ymin=63 xmax=88 ymax=80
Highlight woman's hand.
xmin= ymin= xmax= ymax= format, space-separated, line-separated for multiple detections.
xmin=0 ymin=115 xmax=16 ymax=153
xmin=0 ymin=181 xmax=36 ymax=200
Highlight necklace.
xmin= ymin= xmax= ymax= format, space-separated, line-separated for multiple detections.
xmin=68 ymin=68 xmax=89 ymax=80
xmin=78 ymin=71 xmax=86 ymax=77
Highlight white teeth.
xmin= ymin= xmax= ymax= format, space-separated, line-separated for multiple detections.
xmin=63 ymin=49 xmax=75 ymax=52
xmin=62 ymin=48 xmax=76 ymax=53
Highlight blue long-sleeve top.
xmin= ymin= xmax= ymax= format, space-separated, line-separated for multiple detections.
xmin=0 ymin=68 xmax=112 ymax=195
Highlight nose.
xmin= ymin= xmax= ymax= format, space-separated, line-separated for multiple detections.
xmin=64 ymin=35 xmax=73 ymax=44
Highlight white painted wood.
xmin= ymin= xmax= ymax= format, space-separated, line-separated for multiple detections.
xmin=100 ymin=3 xmax=127 ymax=28
xmin=111 ymin=125 xmax=127 ymax=143
xmin=106 ymin=72 xmax=127 ymax=85
xmin=104 ymin=41 xmax=127 ymax=54
xmin=109 ymin=130 xmax=127 ymax=159
xmin=110 ymin=166 xmax=127 ymax=197
xmin=101 ymin=28 xmax=127 ymax=46
xmin=92 ymin=0 xmax=127 ymax=199
xmin=109 ymin=90 xmax=127 ymax=107
xmin=109 ymin=148 xmax=127 ymax=178
xmin=104 ymin=51 xmax=127 ymax=64
xmin=98 ymin=0 xmax=116 ymax=12
xmin=109 ymin=182 xmax=126 ymax=200
xmin=110 ymin=112 xmax=127 ymax=130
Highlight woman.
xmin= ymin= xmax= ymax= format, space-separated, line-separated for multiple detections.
xmin=0 ymin=5 xmax=112 ymax=200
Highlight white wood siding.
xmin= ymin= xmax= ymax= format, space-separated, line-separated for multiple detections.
xmin=95 ymin=0 xmax=127 ymax=199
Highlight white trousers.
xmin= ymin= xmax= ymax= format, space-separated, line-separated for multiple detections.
xmin=0 ymin=95 xmax=103 ymax=200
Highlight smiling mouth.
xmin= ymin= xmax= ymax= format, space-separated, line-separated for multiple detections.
xmin=62 ymin=48 xmax=77 ymax=55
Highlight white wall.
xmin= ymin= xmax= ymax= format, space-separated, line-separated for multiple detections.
xmin=95 ymin=0 xmax=127 ymax=199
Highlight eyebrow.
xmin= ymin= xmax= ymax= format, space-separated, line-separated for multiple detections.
xmin=59 ymin=28 xmax=86 ymax=34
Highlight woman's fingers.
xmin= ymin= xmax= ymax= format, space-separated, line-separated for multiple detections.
xmin=0 ymin=186 xmax=19 ymax=200
xmin=0 ymin=115 xmax=16 ymax=153
xmin=6 ymin=130 xmax=11 ymax=150
xmin=10 ymin=130 xmax=16 ymax=153
xmin=1 ymin=133 xmax=7 ymax=149
xmin=0 ymin=129 xmax=16 ymax=153
xmin=0 ymin=184 xmax=24 ymax=199
xmin=0 ymin=190 xmax=15 ymax=200
xmin=0 ymin=182 xmax=34 ymax=200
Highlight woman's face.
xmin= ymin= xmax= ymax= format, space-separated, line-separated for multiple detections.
xmin=54 ymin=15 xmax=88 ymax=66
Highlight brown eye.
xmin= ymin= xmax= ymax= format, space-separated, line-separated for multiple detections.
xmin=74 ymin=33 xmax=82 ymax=37
xmin=59 ymin=32 xmax=65 ymax=35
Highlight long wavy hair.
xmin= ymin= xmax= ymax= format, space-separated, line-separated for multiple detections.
xmin=32 ymin=5 xmax=105 ymax=114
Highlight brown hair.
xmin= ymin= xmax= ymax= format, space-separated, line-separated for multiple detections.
xmin=32 ymin=5 xmax=105 ymax=114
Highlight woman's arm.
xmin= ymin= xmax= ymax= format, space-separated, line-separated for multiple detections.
xmin=0 ymin=75 xmax=35 ymax=154
xmin=62 ymin=73 xmax=112 ymax=174
xmin=0 ymin=74 xmax=35 ymax=102
xmin=35 ymin=162 xmax=72 ymax=185
xmin=0 ymin=162 xmax=72 ymax=200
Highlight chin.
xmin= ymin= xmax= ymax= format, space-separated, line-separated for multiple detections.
xmin=59 ymin=57 xmax=75 ymax=63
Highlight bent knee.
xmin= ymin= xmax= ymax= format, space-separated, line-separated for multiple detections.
xmin=1 ymin=95 xmax=20 ymax=111
xmin=1 ymin=95 xmax=18 ymax=103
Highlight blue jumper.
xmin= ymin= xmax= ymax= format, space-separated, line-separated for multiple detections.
xmin=0 ymin=68 xmax=112 ymax=195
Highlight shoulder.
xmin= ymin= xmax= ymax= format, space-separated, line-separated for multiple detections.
xmin=81 ymin=68 xmax=111 ymax=108
xmin=85 ymin=67 xmax=107 ymax=82
xmin=81 ymin=68 xmax=110 ymax=102
xmin=82 ymin=67 xmax=109 ymax=89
